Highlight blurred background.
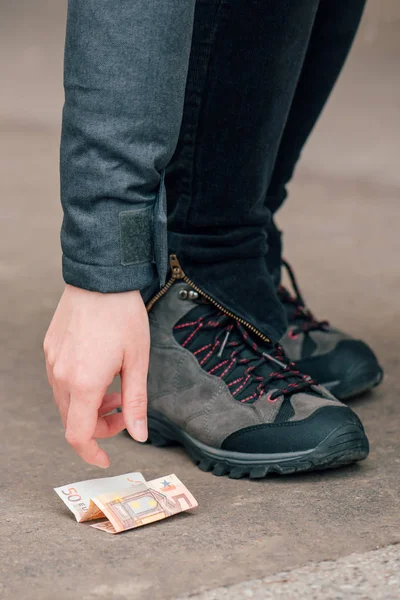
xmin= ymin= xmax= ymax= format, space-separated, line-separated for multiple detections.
xmin=1 ymin=2 xmax=399 ymax=599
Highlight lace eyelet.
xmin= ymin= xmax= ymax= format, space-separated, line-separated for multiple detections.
xmin=267 ymin=393 xmax=278 ymax=403
xmin=288 ymin=330 xmax=299 ymax=340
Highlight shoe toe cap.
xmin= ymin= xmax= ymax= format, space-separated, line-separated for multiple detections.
xmin=221 ymin=405 xmax=367 ymax=455
xmin=296 ymin=339 xmax=383 ymax=397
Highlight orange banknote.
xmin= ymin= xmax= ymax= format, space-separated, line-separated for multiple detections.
xmin=55 ymin=473 xmax=198 ymax=534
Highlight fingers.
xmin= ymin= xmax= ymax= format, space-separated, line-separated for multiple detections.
xmin=45 ymin=357 xmax=70 ymax=427
xmin=53 ymin=386 xmax=123 ymax=447
xmin=66 ymin=392 xmax=110 ymax=468
xmin=121 ymin=352 xmax=149 ymax=443
xmin=95 ymin=392 xmax=125 ymax=437
xmin=96 ymin=393 xmax=125 ymax=437
xmin=43 ymin=285 xmax=151 ymax=467
xmin=94 ymin=411 xmax=125 ymax=439
xmin=98 ymin=392 xmax=122 ymax=416
xmin=47 ymin=369 xmax=126 ymax=459
xmin=45 ymin=362 xmax=53 ymax=387
xmin=53 ymin=385 xmax=70 ymax=428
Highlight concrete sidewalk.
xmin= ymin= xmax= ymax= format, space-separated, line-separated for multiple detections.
xmin=183 ymin=545 xmax=400 ymax=600
xmin=1 ymin=2 xmax=399 ymax=599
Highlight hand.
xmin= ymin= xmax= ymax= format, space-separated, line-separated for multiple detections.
xmin=44 ymin=285 xmax=150 ymax=468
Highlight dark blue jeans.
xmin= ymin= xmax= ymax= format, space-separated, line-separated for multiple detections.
xmin=166 ymin=0 xmax=366 ymax=341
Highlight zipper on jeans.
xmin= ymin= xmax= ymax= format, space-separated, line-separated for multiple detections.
xmin=146 ymin=254 xmax=271 ymax=344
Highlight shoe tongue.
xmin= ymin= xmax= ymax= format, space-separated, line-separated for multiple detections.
xmin=174 ymin=302 xmax=313 ymax=402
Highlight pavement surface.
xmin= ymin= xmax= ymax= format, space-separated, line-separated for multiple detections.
xmin=182 ymin=545 xmax=400 ymax=600
xmin=1 ymin=2 xmax=399 ymax=599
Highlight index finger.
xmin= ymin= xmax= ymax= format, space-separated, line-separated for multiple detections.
xmin=65 ymin=392 xmax=110 ymax=468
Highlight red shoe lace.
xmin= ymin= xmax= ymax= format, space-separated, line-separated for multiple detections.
xmin=174 ymin=309 xmax=315 ymax=403
xmin=279 ymin=259 xmax=329 ymax=335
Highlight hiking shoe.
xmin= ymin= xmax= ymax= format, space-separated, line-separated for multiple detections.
xmin=132 ymin=255 xmax=369 ymax=478
xmin=279 ymin=260 xmax=384 ymax=400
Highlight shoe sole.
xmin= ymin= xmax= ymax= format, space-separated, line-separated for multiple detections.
xmin=135 ymin=409 xmax=369 ymax=479
xmin=323 ymin=367 xmax=384 ymax=401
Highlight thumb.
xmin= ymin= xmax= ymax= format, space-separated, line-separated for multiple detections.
xmin=121 ymin=351 xmax=149 ymax=443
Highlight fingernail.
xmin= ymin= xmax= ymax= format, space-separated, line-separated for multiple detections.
xmin=95 ymin=451 xmax=110 ymax=469
xmin=133 ymin=419 xmax=148 ymax=443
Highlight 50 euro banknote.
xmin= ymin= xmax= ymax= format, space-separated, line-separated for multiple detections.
xmin=54 ymin=471 xmax=146 ymax=522
xmin=54 ymin=473 xmax=198 ymax=534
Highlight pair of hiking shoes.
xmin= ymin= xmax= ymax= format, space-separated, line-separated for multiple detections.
xmin=128 ymin=255 xmax=383 ymax=479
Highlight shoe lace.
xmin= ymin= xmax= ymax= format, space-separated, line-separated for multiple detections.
xmin=278 ymin=259 xmax=329 ymax=335
xmin=174 ymin=306 xmax=316 ymax=403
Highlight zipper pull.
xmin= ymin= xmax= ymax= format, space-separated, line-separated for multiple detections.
xmin=169 ymin=254 xmax=185 ymax=280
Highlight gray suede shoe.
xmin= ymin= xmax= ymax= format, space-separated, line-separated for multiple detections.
xmin=135 ymin=256 xmax=369 ymax=479
xmin=278 ymin=260 xmax=383 ymax=400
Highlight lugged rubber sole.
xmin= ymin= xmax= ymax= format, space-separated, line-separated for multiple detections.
xmin=129 ymin=409 xmax=370 ymax=479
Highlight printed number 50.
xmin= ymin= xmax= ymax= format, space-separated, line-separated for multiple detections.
xmin=62 ymin=487 xmax=82 ymax=502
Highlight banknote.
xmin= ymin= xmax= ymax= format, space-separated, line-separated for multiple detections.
xmin=54 ymin=472 xmax=146 ymax=522
xmin=54 ymin=473 xmax=198 ymax=533
xmin=88 ymin=474 xmax=198 ymax=534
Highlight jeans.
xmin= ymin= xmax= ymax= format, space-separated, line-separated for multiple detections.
xmin=60 ymin=0 xmax=365 ymax=341
xmin=166 ymin=0 xmax=365 ymax=341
